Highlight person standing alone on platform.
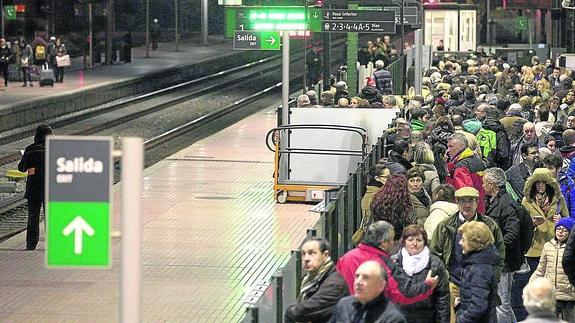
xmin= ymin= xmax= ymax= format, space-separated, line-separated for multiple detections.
xmin=151 ymin=19 xmax=160 ymax=50
xmin=53 ymin=38 xmax=67 ymax=83
xmin=18 ymin=125 xmax=52 ymax=250
xmin=0 ymin=38 xmax=13 ymax=89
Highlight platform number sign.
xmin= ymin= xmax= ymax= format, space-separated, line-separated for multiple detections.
xmin=46 ymin=136 xmax=112 ymax=268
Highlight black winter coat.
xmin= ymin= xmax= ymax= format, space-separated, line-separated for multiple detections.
xmin=373 ymin=68 xmax=393 ymax=95
xmin=482 ymin=118 xmax=511 ymax=170
xmin=330 ymin=294 xmax=406 ymax=323
xmin=456 ymin=245 xmax=500 ymax=323
xmin=285 ymin=267 xmax=349 ymax=323
xmin=505 ymin=163 xmax=531 ymax=200
xmin=484 ymin=190 xmax=524 ymax=272
xmin=395 ymin=252 xmax=451 ymax=323
xmin=563 ymin=226 xmax=575 ymax=287
xmin=388 ymin=151 xmax=413 ymax=173
xmin=427 ymin=125 xmax=454 ymax=151
xmin=359 ymin=85 xmax=383 ymax=105
xmin=0 ymin=45 xmax=13 ymax=63
xmin=18 ymin=142 xmax=47 ymax=202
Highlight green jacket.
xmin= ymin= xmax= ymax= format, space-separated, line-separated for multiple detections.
xmin=429 ymin=213 xmax=506 ymax=278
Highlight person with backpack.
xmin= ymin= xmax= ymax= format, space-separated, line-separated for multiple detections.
xmin=482 ymin=168 xmax=530 ymax=323
xmin=479 ymin=109 xmax=512 ymax=170
xmin=31 ymin=36 xmax=48 ymax=67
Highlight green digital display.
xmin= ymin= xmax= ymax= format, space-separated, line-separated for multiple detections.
xmin=236 ymin=7 xmax=308 ymax=31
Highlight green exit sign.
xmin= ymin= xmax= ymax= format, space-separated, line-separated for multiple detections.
xmin=236 ymin=7 xmax=308 ymax=31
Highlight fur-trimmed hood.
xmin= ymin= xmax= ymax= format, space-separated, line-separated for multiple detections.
xmin=523 ymin=168 xmax=562 ymax=203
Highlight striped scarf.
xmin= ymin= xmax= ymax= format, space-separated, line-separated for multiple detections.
xmin=298 ymin=257 xmax=334 ymax=302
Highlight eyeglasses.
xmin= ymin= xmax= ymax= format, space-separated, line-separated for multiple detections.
xmin=557 ymin=227 xmax=570 ymax=233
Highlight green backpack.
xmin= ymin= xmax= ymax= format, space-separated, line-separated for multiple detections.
xmin=476 ymin=128 xmax=497 ymax=159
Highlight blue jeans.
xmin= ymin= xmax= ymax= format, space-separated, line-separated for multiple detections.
xmin=497 ymin=272 xmax=516 ymax=323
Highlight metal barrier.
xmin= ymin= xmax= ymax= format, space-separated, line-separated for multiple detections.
xmin=387 ymin=54 xmax=407 ymax=95
xmin=240 ymin=134 xmax=384 ymax=323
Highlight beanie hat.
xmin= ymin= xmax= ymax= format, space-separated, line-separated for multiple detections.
xmin=556 ymin=217 xmax=575 ymax=232
xmin=462 ymin=118 xmax=482 ymax=135
xmin=366 ymin=77 xmax=376 ymax=87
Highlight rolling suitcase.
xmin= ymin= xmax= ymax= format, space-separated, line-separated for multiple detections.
xmin=39 ymin=63 xmax=54 ymax=87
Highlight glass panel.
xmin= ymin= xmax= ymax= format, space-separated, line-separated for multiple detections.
xmin=459 ymin=10 xmax=477 ymax=52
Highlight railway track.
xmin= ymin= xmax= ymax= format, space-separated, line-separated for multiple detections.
xmin=0 ymin=38 xmax=348 ymax=243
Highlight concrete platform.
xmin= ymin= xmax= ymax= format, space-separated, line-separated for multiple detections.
xmin=0 ymin=105 xmax=318 ymax=322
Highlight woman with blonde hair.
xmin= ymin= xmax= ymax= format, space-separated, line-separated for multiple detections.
xmin=413 ymin=142 xmax=440 ymax=194
xmin=456 ymin=221 xmax=500 ymax=323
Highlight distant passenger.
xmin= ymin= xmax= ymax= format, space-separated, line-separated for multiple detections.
xmin=284 ymin=237 xmax=348 ymax=323
xmin=306 ymin=90 xmax=319 ymax=105
xmin=296 ymin=94 xmax=311 ymax=108
xmin=18 ymin=125 xmax=53 ymax=250
xmin=151 ymin=18 xmax=161 ymax=50
xmin=321 ymin=91 xmax=335 ymax=108
xmin=373 ymin=60 xmax=393 ymax=95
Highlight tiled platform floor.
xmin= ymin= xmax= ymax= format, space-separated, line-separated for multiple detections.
xmin=0 ymin=107 xmax=318 ymax=322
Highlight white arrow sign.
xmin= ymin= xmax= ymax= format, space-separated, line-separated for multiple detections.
xmin=62 ymin=216 xmax=95 ymax=255
xmin=265 ymin=36 xmax=276 ymax=46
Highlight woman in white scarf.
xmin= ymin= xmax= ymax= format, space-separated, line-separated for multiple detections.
xmin=395 ymin=224 xmax=451 ymax=323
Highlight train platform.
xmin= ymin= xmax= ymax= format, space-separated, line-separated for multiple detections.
xmin=0 ymin=36 xmax=234 ymax=107
xmin=0 ymin=105 xmax=319 ymax=322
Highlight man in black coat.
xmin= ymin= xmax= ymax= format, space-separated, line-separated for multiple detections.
xmin=18 ymin=125 xmax=52 ymax=250
xmin=387 ymin=140 xmax=413 ymax=173
xmin=482 ymin=110 xmax=512 ymax=170
xmin=506 ymin=142 xmax=540 ymax=200
xmin=373 ymin=60 xmax=393 ymax=95
xmin=563 ymin=226 xmax=575 ymax=287
xmin=0 ymin=38 xmax=13 ymax=87
xmin=482 ymin=168 xmax=525 ymax=323
xmin=330 ymin=260 xmax=406 ymax=323
xmin=285 ymin=237 xmax=348 ymax=323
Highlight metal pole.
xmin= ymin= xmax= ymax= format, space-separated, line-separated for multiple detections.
xmin=145 ymin=0 xmax=149 ymax=58
xmin=120 ymin=137 xmax=143 ymax=323
xmin=106 ymin=0 xmax=113 ymax=64
xmin=486 ymin=0 xmax=491 ymax=46
xmin=51 ymin=0 xmax=55 ymax=36
xmin=282 ymin=31 xmax=289 ymax=126
xmin=89 ymin=3 xmax=93 ymax=68
xmin=1 ymin=0 xmax=4 ymax=38
xmin=280 ymin=31 xmax=290 ymax=183
xmin=400 ymin=0 xmax=404 ymax=55
xmin=175 ymin=0 xmax=179 ymax=52
xmin=201 ymin=0 xmax=208 ymax=45
xmin=414 ymin=29 xmax=422 ymax=96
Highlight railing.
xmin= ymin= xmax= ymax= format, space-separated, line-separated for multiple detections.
xmin=241 ymin=134 xmax=386 ymax=323
xmin=387 ymin=54 xmax=407 ymax=95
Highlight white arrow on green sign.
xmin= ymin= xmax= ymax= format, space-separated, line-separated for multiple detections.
xmin=46 ymin=136 xmax=112 ymax=268
xmin=233 ymin=31 xmax=280 ymax=51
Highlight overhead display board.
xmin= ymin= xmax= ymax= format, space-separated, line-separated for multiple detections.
xmin=308 ymin=9 xmax=396 ymax=33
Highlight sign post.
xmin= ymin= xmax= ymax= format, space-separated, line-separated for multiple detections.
xmin=46 ymin=136 xmax=112 ymax=268
xmin=233 ymin=30 xmax=280 ymax=50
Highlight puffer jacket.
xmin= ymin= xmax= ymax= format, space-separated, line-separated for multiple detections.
xmin=429 ymin=213 xmax=505 ymax=279
xmin=484 ymin=189 xmax=523 ymax=272
xmin=373 ymin=68 xmax=393 ymax=95
xmin=396 ymin=251 xmax=451 ymax=323
xmin=424 ymin=201 xmax=458 ymax=242
xmin=456 ymin=245 xmax=500 ymax=323
xmin=559 ymin=158 xmax=575 ymax=218
xmin=427 ymin=125 xmax=453 ymax=150
xmin=522 ymin=168 xmax=569 ymax=258
xmin=531 ymin=238 xmax=575 ymax=301
xmin=415 ymin=163 xmax=440 ymax=194
xmin=446 ymin=148 xmax=487 ymax=213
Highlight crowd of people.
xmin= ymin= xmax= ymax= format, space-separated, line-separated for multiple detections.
xmin=286 ymin=49 xmax=575 ymax=322
xmin=0 ymin=35 xmax=68 ymax=89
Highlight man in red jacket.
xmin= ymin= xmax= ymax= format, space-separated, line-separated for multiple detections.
xmin=336 ymin=221 xmax=438 ymax=305
xmin=446 ymin=133 xmax=487 ymax=213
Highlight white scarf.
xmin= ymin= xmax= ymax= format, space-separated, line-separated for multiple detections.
xmin=401 ymin=246 xmax=430 ymax=277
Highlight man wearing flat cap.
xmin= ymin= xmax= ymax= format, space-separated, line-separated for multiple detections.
xmin=430 ymin=186 xmax=505 ymax=322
